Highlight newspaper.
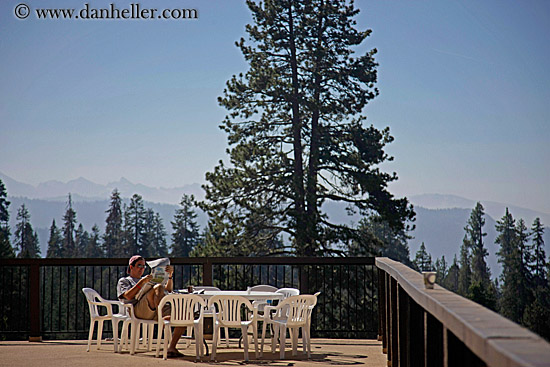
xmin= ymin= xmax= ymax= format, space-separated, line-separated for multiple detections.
xmin=135 ymin=257 xmax=170 ymax=300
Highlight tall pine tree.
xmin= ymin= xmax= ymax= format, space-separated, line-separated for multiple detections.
xmin=103 ymin=189 xmax=124 ymax=257
xmin=62 ymin=194 xmax=77 ymax=257
xmin=171 ymin=194 xmax=200 ymax=257
xmin=199 ymin=0 xmax=414 ymax=256
xmin=531 ymin=218 xmax=546 ymax=287
xmin=123 ymin=194 xmax=147 ymax=255
xmin=413 ymin=242 xmax=432 ymax=272
xmin=496 ymin=208 xmax=522 ymax=322
xmin=0 ymin=179 xmax=14 ymax=258
xmin=14 ymin=204 xmax=40 ymax=258
xmin=46 ymin=219 xmax=63 ymax=258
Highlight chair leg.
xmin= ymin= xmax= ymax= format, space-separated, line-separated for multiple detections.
xmin=261 ymin=320 xmax=267 ymax=357
xmin=130 ymin=322 xmax=138 ymax=355
xmin=211 ymin=325 xmax=219 ymax=361
xmin=194 ymin=324 xmax=200 ymax=361
xmin=279 ymin=325 xmax=286 ymax=359
xmin=241 ymin=325 xmax=249 ymax=362
xmin=87 ymin=320 xmax=95 ymax=352
xmin=292 ymin=327 xmax=298 ymax=356
xmin=252 ymin=323 xmax=258 ymax=359
xmin=96 ymin=320 xmax=104 ymax=350
xmin=224 ymin=327 xmax=230 ymax=347
xmin=156 ymin=324 xmax=162 ymax=358
xmin=163 ymin=325 xmax=169 ymax=360
xmin=120 ymin=320 xmax=129 ymax=352
xmin=112 ymin=319 xmax=120 ymax=353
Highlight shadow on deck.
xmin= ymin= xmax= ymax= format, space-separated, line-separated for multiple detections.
xmin=0 ymin=338 xmax=386 ymax=367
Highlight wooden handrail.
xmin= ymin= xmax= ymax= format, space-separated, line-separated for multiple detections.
xmin=376 ymin=257 xmax=550 ymax=367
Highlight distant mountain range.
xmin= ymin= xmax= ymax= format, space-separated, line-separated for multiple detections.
xmin=0 ymin=172 xmax=204 ymax=204
xmin=1 ymin=172 xmax=548 ymax=278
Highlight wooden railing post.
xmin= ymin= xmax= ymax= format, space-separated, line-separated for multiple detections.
xmin=409 ymin=298 xmax=425 ymax=367
xmin=398 ymin=285 xmax=409 ymax=367
xmin=29 ymin=263 xmax=41 ymax=342
xmin=203 ymin=258 xmax=213 ymax=286
xmin=378 ymin=268 xmax=386 ymax=349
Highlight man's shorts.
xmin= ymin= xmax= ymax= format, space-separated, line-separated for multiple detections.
xmin=133 ymin=290 xmax=171 ymax=320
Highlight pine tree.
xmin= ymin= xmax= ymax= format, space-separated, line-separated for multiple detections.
xmin=171 ymin=194 xmax=200 ymax=257
xmin=443 ymin=255 xmax=460 ymax=293
xmin=14 ymin=204 xmax=40 ymax=258
xmin=75 ymin=224 xmax=89 ymax=257
xmin=531 ymin=218 xmax=546 ymax=287
xmin=46 ymin=219 xmax=63 ymax=258
xmin=0 ymin=179 xmax=14 ymax=258
xmin=199 ymin=0 xmax=415 ymax=256
xmin=458 ymin=235 xmax=472 ymax=297
xmin=84 ymin=225 xmax=103 ymax=258
xmin=435 ymin=256 xmax=448 ymax=284
xmin=413 ymin=242 xmax=432 ymax=272
xmin=62 ymin=194 xmax=77 ymax=257
xmin=466 ymin=203 xmax=491 ymax=285
xmin=496 ymin=208 xmax=522 ymax=322
xmin=349 ymin=215 xmax=413 ymax=266
xmin=152 ymin=213 xmax=168 ymax=257
xmin=103 ymin=189 xmax=123 ymax=257
xmin=124 ymin=194 xmax=147 ymax=255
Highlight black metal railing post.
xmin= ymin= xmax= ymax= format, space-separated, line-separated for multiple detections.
xmin=29 ymin=263 xmax=41 ymax=342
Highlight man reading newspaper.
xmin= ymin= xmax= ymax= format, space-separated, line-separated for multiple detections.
xmin=117 ymin=255 xmax=185 ymax=358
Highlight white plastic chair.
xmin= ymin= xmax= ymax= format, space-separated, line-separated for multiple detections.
xmin=276 ymin=287 xmax=300 ymax=298
xmin=82 ymin=287 xmax=128 ymax=353
xmin=194 ymin=286 xmax=230 ymax=347
xmin=121 ymin=303 xmax=159 ymax=355
xmin=156 ymin=294 xmax=206 ymax=361
xmin=208 ymin=295 xmax=259 ymax=361
xmin=260 ymin=294 xmax=317 ymax=359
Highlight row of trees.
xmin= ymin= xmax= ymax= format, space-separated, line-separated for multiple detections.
xmin=412 ymin=202 xmax=550 ymax=340
xmin=0 ymin=180 xmax=202 ymax=259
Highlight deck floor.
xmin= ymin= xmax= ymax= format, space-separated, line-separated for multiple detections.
xmin=0 ymin=338 xmax=386 ymax=367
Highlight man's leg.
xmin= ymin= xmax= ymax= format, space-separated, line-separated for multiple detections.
xmin=168 ymin=327 xmax=186 ymax=353
xmin=146 ymin=284 xmax=165 ymax=310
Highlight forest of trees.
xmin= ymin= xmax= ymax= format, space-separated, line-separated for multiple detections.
xmin=412 ymin=202 xmax=550 ymax=340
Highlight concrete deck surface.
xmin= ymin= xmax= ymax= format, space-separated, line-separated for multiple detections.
xmin=0 ymin=338 xmax=386 ymax=367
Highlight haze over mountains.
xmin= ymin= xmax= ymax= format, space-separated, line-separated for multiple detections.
xmin=2 ymin=172 xmax=548 ymax=278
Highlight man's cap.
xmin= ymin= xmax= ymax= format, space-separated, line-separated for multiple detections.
xmin=129 ymin=255 xmax=143 ymax=266
xmin=127 ymin=255 xmax=144 ymax=273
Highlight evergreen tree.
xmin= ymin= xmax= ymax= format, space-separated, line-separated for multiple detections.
xmin=444 ymin=255 xmax=460 ymax=293
xmin=466 ymin=203 xmax=491 ymax=285
xmin=75 ymin=223 xmax=89 ymax=257
xmin=103 ymin=189 xmax=124 ymax=257
xmin=199 ymin=0 xmax=415 ymax=256
xmin=171 ymin=195 xmax=200 ymax=257
xmin=46 ymin=219 xmax=63 ymax=258
xmin=152 ymin=213 xmax=168 ymax=257
xmin=14 ymin=204 xmax=40 ymax=258
xmin=496 ymin=208 xmax=523 ymax=322
xmin=124 ymin=194 xmax=147 ymax=255
xmin=142 ymin=209 xmax=168 ymax=257
xmin=435 ymin=256 xmax=448 ymax=285
xmin=0 ymin=179 xmax=14 ymax=258
xmin=62 ymin=194 xmax=77 ymax=257
xmin=413 ymin=242 xmax=432 ymax=272
xmin=349 ymin=215 xmax=413 ymax=266
xmin=84 ymin=225 xmax=103 ymax=258
xmin=531 ymin=218 xmax=546 ymax=287
xmin=458 ymin=235 xmax=472 ymax=297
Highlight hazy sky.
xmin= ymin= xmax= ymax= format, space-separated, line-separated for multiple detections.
xmin=1 ymin=0 xmax=549 ymax=213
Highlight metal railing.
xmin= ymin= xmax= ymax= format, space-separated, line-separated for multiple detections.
xmin=0 ymin=257 xmax=377 ymax=340
xmin=377 ymin=257 xmax=550 ymax=367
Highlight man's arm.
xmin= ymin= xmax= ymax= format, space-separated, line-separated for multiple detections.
xmin=165 ymin=265 xmax=174 ymax=292
xmin=121 ymin=275 xmax=152 ymax=301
